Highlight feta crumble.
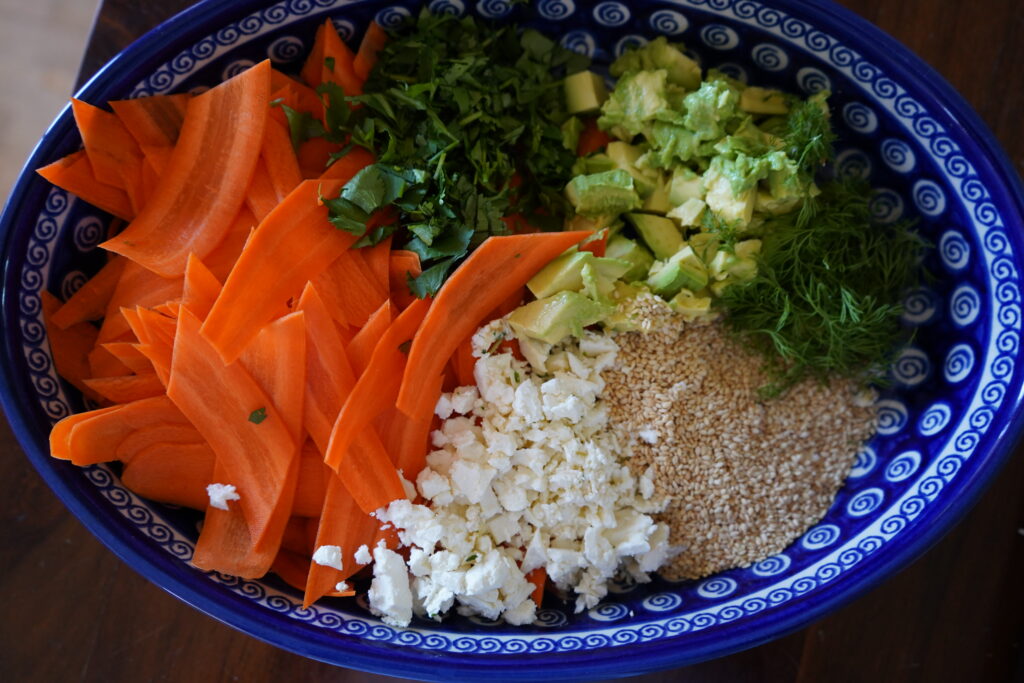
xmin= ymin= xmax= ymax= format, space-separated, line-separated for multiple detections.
xmin=206 ymin=483 xmax=240 ymax=510
xmin=312 ymin=545 xmax=344 ymax=571
xmin=367 ymin=546 xmax=413 ymax=627
xmin=375 ymin=321 xmax=672 ymax=626
xmin=354 ymin=544 xmax=372 ymax=565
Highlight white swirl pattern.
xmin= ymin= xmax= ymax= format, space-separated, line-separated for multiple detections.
xmin=834 ymin=148 xmax=871 ymax=180
xmin=891 ymin=347 xmax=930 ymax=387
xmin=475 ymin=0 xmax=513 ymax=19
xmin=868 ymin=188 xmax=904 ymax=223
xmin=13 ymin=0 xmax=1017 ymax=658
xmin=918 ymin=403 xmax=952 ymax=436
xmin=881 ymin=138 xmax=916 ymax=173
xmin=592 ymin=2 xmax=629 ymax=26
xmin=900 ymin=287 xmax=939 ymax=325
xmin=751 ymin=43 xmax=788 ymax=71
xmin=885 ymin=451 xmax=922 ymax=483
xmin=842 ymin=102 xmax=879 ymax=134
xmin=939 ymin=230 xmax=971 ymax=270
xmin=795 ymin=66 xmax=831 ymax=94
xmin=649 ymin=9 xmax=688 ymax=35
xmin=699 ymin=24 xmax=740 ymax=50
xmin=950 ymin=285 xmax=982 ymax=327
xmin=848 ymin=444 xmax=877 ymax=478
xmin=913 ymin=179 xmax=947 ymax=217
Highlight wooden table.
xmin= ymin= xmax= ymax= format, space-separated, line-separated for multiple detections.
xmin=3 ymin=1 xmax=1023 ymax=681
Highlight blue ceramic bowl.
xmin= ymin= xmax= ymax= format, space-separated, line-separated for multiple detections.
xmin=2 ymin=0 xmax=1023 ymax=679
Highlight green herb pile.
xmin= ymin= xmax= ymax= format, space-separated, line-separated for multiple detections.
xmin=311 ymin=9 xmax=588 ymax=296
xmin=719 ymin=180 xmax=929 ymax=395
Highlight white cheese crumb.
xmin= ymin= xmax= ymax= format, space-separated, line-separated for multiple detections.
xmin=354 ymin=544 xmax=373 ymax=565
xmin=311 ymin=545 xmax=344 ymax=571
xmin=367 ymin=546 xmax=413 ymax=627
xmin=206 ymin=483 xmax=239 ymax=510
xmin=637 ymin=429 xmax=660 ymax=445
xmin=334 ymin=580 xmax=350 ymax=593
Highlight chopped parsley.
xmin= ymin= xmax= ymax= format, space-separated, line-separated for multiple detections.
xmin=248 ymin=407 xmax=268 ymax=424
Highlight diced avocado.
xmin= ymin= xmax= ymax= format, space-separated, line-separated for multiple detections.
xmin=682 ymin=79 xmax=740 ymax=142
xmin=605 ymin=235 xmax=655 ymax=281
xmin=561 ymin=116 xmax=585 ymax=152
xmin=668 ymin=167 xmax=703 ymax=205
xmin=667 ymin=197 xmax=706 ymax=227
xmin=727 ymin=239 xmax=762 ymax=281
xmin=564 ymin=212 xmax=619 ymax=233
xmin=642 ymin=174 xmax=672 ymax=213
xmin=593 ymin=256 xmax=632 ymax=282
xmin=625 ymin=213 xmax=683 ymax=259
xmin=687 ymin=232 xmax=720 ymax=262
xmin=598 ymin=69 xmax=673 ymax=138
xmin=565 ymin=169 xmax=642 ymax=218
xmin=610 ymin=36 xmax=702 ymax=91
xmin=639 ymin=122 xmax=701 ymax=168
xmin=709 ymin=278 xmax=735 ymax=297
xmin=606 ymin=141 xmax=659 ymax=197
xmin=755 ymin=189 xmax=801 ymax=215
xmin=646 ymin=245 xmax=708 ymax=298
xmin=572 ymin=153 xmax=616 ymax=176
xmin=517 ymin=334 xmax=554 ymax=373
xmin=707 ymin=249 xmax=738 ymax=281
xmin=735 ymin=239 xmax=762 ymax=260
xmin=564 ymin=70 xmax=609 ymax=115
xmin=669 ymin=288 xmax=714 ymax=321
xmin=527 ymin=249 xmax=593 ymax=299
xmin=739 ymin=86 xmax=790 ymax=115
xmin=714 ymin=118 xmax=775 ymax=157
xmin=703 ymin=162 xmax=756 ymax=227
xmin=508 ymin=290 xmax=611 ymax=345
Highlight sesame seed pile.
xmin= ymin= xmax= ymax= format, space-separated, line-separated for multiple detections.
xmin=603 ymin=300 xmax=877 ymax=580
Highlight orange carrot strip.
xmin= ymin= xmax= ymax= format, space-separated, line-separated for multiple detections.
xmin=389 ymin=250 xmax=421 ymax=310
xmin=320 ymin=19 xmax=363 ymax=97
xmin=204 ymin=206 xmax=257 ymax=283
xmin=181 ymin=254 xmax=223 ymax=321
xmin=294 ymin=440 xmax=328 ymax=518
xmin=51 ymin=257 xmax=126 ymax=329
xmin=115 ymin=422 xmax=205 ymax=462
xmin=577 ymin=118 xmax=612 ymax=156
xmin=41 ymin=291 xmax=102 ymax=402
xmin=323 ymin=297 xmax=431 ymax=471
xmin=526 ymin=567 xmax=546 ymax=608
xmin=167 ymin=308 xmax=297 ymax=547
xmin=110 ymin=93 xmax=190 ymax=148
xmin=60 ymin=395 xmax=190 ymax=466
xmin=37 ymin=150 xmax=134 ymax=221
xmin=363 ymin=234 xmax=392 ymax=293
xmin=88 ymin=343 xmax=132 ymax=378
xmin=301 ymin=20 xmax=330 ymax=88
xmin=262 ymin=114 xmax=303 ymax=195
xmin=296 ymin=284 xmax=406 ymax=512
xmin=71 ymin=98 xmax=144 ymax=193
xmin=390 ymin=369 xmax=445 ymax=477
xmin=245 ymin=158 xmax=279 ymax=223
xmin=303 ymin=473 xmax=380 ymax=607
xmin=316 ymin=144 xmax=372 ymax=181
xmin=396 ymin=232 xmax=591 ymax=414
xmin=101 ymin=61 xmax=271 ymax=277
xmin=120 ymin=441 xmax=215 ymax=510
xmin=346 ymin=299 xmax=393 ymax=375
xmin=353 ymin=21 xmax=388 ymax=81
xmin=451 ymin=335 xmax=476 ymax=388
xmin=312 ymin=248 xmax=386 ymax=328
xmin=49 ymin=404 xmax=122 ymax=461
xmin=82 ymin=372 xmax=164 ymax=403
xmin=299 ymin=136 xmax=344 ymax=179
xmin=281 ymin=516 xmax=314 ymax=556
xmin=238 ymin=311 xmax=306 ymax=443
xmin=102 ymin=341 xmax=153 ymax=375
xmin=97 ymin=259 xmax=182 ymax=344
xmin=201 ymin=155 xmax=372 ymax=364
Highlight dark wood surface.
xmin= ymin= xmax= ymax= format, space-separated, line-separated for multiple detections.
xmin=4 ymin=1 xmax=1024 ymax=681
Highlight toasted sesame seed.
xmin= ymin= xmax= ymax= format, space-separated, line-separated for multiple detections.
xmin=604 ymin=306 xmax=876 ymax=581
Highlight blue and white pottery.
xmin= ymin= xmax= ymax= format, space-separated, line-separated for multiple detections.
xmin=1 ymin=0 xmax=1022 ymax=679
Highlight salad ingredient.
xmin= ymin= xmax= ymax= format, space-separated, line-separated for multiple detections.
xmin=318 ymin=10 xmax=588 ymax=295
xmin=108 ymin=92 xmax=189 ymax=148
xmin=603 ymin=302 xmax=875 ymax=579
xmin=720 ymin=180 xmax=929 ymax=393
xmin=36 ymin=150 xmax=135 ymax=221
xmin=373 ymin=323 xmax=669 ymax=626
xmin=101 ymin=60 xmax=271 ymax=277
xmin=206 ymin=483 xmax=241 ymax=511
xmin=395 ymin=231 xmax=591 ymax=415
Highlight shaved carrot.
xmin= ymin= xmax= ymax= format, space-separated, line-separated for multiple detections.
xmin=71 ymin=99 xmax=145 ymax=213
xmin=577 ymin=118 xmax=611 ymax=156
xmin=115 ymin=422 xmax=204 ymax=462
xmin=316 ymin=145 xmax=373 ymax=181
xmin=301 ymin=20 xmax=330 ymax=88
xmin=313 ymin=248 xmax=387 ymax=328
xmin=389 ymin=250 xmax=421 ymax=310
xmin=363 ymin=234 xmax=392 ymax=293
xmin=51 ymin=257 xmax=126 ymax=329
xmin=167 ymin=309 xmax=297 ymax=549
xmin=120 ymin=441 xmax=215 ymax=510
xmin=98 ymin=259 xmax=182 ymax=344
xmin=296 ymin=283 xmax=406 ymax=512
xmin=41 ymin=291 xmax=102 ymax=403
xmin=201 ymin=159 xmax=372 ymax=364
xmin=396 ymin=231 xmax=591 ymax=415
xmin=353 ymin=21 xmax=388 ymax=81
xmin=391 ymin=369 xmax=445 ymax=477
xmin=37 ymin=150 xmax=134 ymax=221
xmin=451 ymin=335 xmax=476 ymax=388
xmin=320 ymin=18 xmax=363 ymax=97
xmin=102 ymin=342 xmax=152 ymax=375
xmin=579 ymin=228 xmax=609 ymax=257
xmin=245 ymin=159 xmax=280 ymax=223
xmin=281 ymin=516 xmax=314 ymax=556
xmin=83 ymin=373 xmax=164 ymax=403
xmin=49 ymin=404 xmax=121 ymax=461
xmin=526 ymin=567 xmax=546 ymax=607
xmin=346 ymin=299 xmax=393 ymax=375
xmin=204 ymin=206 xmax=257 ymax=283
xmin=101 ymin=61 xmax=271 ymax=277
xmin=294 ymin=441 xmax=328 ymax=517
xmin=323 ymin=296 xmax=431 ymax=472
xmin=303 ymin=474 xmax=380 ymax=607
xmin=88 ymin=343 xmax=132 ymax=379
xmin=181 ymin=254 xmax=223 ymax=321
xmin=109 ymin=93 xmax=189 ymax=148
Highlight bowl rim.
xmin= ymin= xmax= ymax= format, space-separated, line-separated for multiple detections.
xmin=2 ymin=0 xmax=1024 ymax=679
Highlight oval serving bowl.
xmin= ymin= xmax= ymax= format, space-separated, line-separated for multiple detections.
xmin=2 ymin=0 xmax=1023 ymax=679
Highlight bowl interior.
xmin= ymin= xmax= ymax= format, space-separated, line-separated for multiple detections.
xmin=2 ymin=0 xmax=1023 ymax=679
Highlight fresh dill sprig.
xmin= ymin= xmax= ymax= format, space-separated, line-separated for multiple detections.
xmin=718 ymin=178 xmax=930 ymax=396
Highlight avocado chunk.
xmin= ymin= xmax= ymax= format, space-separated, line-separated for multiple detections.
xmin=572 ymin=153 xmax=616 ymax=176
xmin=642 ymin=174 xmax=672 ymax=213
xmin=667 ymin=197 xmax=706 ymax=227
xmin=646 ymin=246 xmax=709 ymax=298
xmin=625 ymin=213 xmax=683 ymax=259
xmin=668 ymin=167 xmax=703 ymax=205
xmin=669 ymin=289 xmax=714 ymax=321
xmin=739 ymin=86 xmax=790 ymax=115
xmin=561 ymin=116 xmax=585 ymax=152
xmin=610 ymin=36 xmax=702 ymax=91
xmin=508 ymin=291 xmax=611 ymax=345
xmin=605 ymin=234 xmax=655 ymax=281
xmin=565 ymin=169 xmax=642 ymax=218
xmin=598 ymin=69 xmax=673 ymax=139
xmin=564 ymin=70 xmax=609 ymax=115
xmin=527 ymin=249 xmax=593 ymax=299
xmin=606 ymin=141 xmax=660 ymax=197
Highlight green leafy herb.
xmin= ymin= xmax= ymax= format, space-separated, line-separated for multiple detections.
xmin=398 ymin=340 xmax=413 ymax=354
xmin=324 ymin=56 xmax=336 ymax=73
xmin=719 ymin=179 xmax=929 ymax=396
xmin=248 ymin=407 xmax=268 ymax=424
xmin=465 ymin=554 xmax=478 ymax=563
xmin=319 ymin=9 xmax=587 ymax=296
xmin=277 ymin=103 xmax=326 ymax=153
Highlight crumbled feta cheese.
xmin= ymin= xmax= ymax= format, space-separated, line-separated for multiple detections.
xmin=312 ymin=545 xmax=344 ymax=571
xmin=367 ymin=546 xmax=413 ymax=627
xmin=638 ymin=429 xmax=660 ymax=445
xmin=206 ymin=483 xmax=239 ymax=510
xmin=334 ymin=580 xmax=350 ymax=593
xmin=398 ymin=470 xmax=417 ymax=501
xmin=354 ymin=544 xmax=372 ymax=565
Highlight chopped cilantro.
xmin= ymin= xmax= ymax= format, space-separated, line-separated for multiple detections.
xmin=248 ymin=407 xmax=268 ymax=424
xmin=398 ymin=340 xmax=412 ymax=354
xmin=324 ymin=56 xmax=336 ymax=73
